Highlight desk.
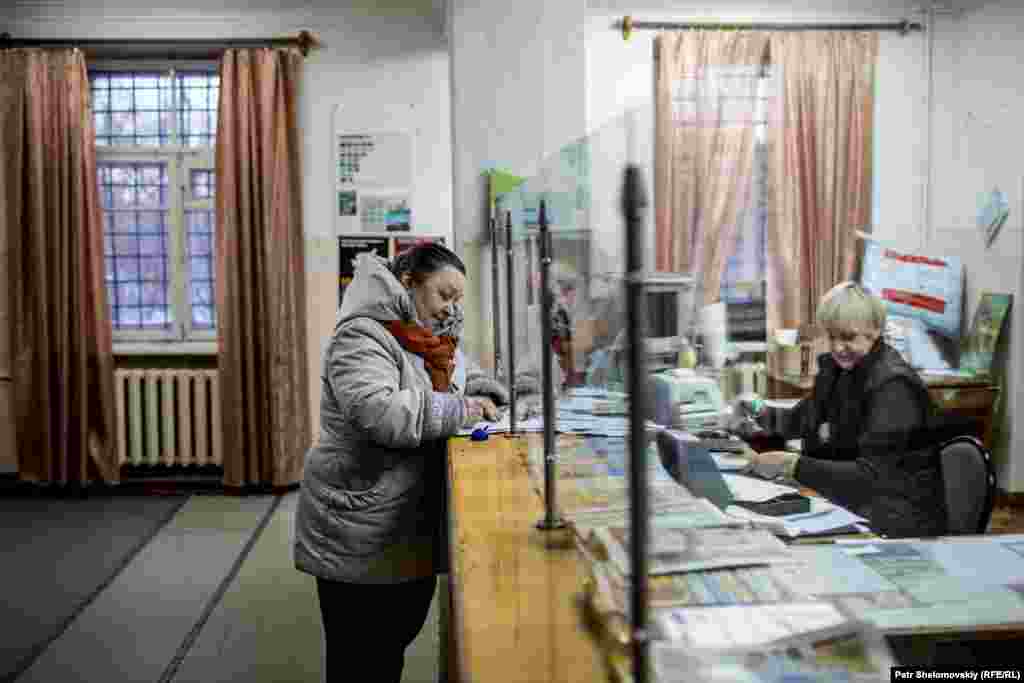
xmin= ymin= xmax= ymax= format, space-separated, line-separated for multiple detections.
xmin=766 ymin=371 xmax=1000 ymax=450
xmin=447 ymin=434 xmax=605 ymax=683
xmin=448 ymin=432 xmax=1024 ymax=680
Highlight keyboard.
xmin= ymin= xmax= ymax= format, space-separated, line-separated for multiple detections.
xmin=696 ymin=438 xmax=749 ymax=454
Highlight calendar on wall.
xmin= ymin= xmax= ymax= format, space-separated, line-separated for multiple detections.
xmin=334 ymin=125 xmax=414 ymax=235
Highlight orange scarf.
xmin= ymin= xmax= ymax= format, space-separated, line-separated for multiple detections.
xmin=385 ymin=321 xmax=457 ymax=391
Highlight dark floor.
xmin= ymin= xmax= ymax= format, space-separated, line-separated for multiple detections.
xmin=986 ymin=500 xmax=1024 ymax=534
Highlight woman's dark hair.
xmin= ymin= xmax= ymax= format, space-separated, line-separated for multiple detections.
xmin=391 ymin=242 xmax=466 ymax=285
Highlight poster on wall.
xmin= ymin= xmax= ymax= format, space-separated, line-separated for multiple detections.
xmin=338 ymin=234 xmax=446 ymax=306
xmin=338 ymin=236 xmax=390 ymax=304
xmin=361 ymin=194 xmax=412 ymax=232
xmin=336 ymin=131 xmax=412 ymax=189
xmin=959 ymin=292 xmax=1013 ymax=376
xmin=976 ymin=187 xmax=1009 ymax=248
xmin=338 ymin=190 xmax=358 ymax=217
xmin=393 ymin=235 xmax=445 ymax=259
xmin=335 ymin=125 xmax=414 ymax=235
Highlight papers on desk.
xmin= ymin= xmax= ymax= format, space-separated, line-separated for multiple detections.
xmin=456 ymin=404 xmax=655 ymax=438
xmin=594 ymin=525 xmax=791 ymax=576
xmin=768 ymin=545 xmax=898 ymax=597
xmin=456 ymin=414 xmax=544 ymax=436
xmin=650 ymin=618 xmax=894 ymax=683
xmin=709 ymin=452 xmax=749 ymax=471
xmin=725 ymin=498 xmax=869 ymax=539
xmin=558 ymin=479 xmax=695 ymax=518
xmin=721 ymin=473 xmax=800 ymax=504
xmin=571 ymin=498 xmax=741 ymax=540
xmin=655 ymin=601 xmax=847 ymax=650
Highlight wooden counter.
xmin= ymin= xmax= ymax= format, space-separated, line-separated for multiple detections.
xmin=447 ymin=432 xmax=1024 ymax=676
xmin=447 ymin=434 xmax=606 ymax=683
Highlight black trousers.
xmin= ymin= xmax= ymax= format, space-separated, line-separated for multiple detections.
xmin=316 ymin=575 xmax=437 ymax=683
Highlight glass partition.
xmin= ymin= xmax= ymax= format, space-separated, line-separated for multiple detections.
xmin=482 ymin=106 xmax=706 ymax=528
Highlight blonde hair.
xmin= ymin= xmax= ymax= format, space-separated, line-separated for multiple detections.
xmin=816 ymin=281 xmax=887 ymax=333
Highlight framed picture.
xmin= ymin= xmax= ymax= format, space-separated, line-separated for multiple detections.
xmin=960 ymin=292 xmax=1012 ymax=375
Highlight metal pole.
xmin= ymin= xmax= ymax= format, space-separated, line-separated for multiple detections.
xmin=614 ymin=18 xmax=923 ymax=34
xmin=491 ymin=207 xmax=503 ymax=381
xmin=536 ymin=199 xmax=564 ymax=531
xmin=0 ymin=31 xmax=323 ymax=57
xmin=623 ymin=165 xmax=650 ymax=683
xmin=505 ymin=211 xmax=517 ymax=436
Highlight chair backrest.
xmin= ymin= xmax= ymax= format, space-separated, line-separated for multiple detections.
xmin=655 ymin=430 xmax=735 ymax=510
xmin=939 ymin=435 xmax=997 ymax=534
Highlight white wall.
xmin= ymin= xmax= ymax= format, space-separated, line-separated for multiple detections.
xmin=448 ymin=0 xmax=588 ymax=367
xmin=928 ymin=0 xmax=1024 ymax=492
xmin=2 ymin=0 xmax=453 ymax=441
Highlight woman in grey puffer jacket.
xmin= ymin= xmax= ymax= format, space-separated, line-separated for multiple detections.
xmin=294 ymin=244 xmax=497 ymax=683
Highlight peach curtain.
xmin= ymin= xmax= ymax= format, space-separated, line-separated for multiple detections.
xmin=654 ymin=31 xmax=770 ymax=304
xmin=216 ymin=48 xmax=311 ymax=488
xmin=764 ymin=32 xmax=877 ymax=354
xmin=0 ymin=49 xmax=118 ymax=485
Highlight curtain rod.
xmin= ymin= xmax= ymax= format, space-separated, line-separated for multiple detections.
xmin=616 ymin=16 xmax=922 ymax=40
xmin=0 ymin=30 xmax=322 ymax=58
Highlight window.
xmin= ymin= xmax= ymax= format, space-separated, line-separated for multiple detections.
xmin=91 ymin=68 xmax=219 ymax=342
xmin=668 ymin=65 xmax=773 ymax=342
xmin=717 ymin=69 xmax=771 ymax=310
xmin=720 ymin=140 xmax=767 ymax=306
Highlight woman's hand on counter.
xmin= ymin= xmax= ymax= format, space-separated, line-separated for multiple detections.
xmin=463 ymin=396 xmax=499 ymax=425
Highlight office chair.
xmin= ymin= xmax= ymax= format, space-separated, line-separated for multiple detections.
xmin=938 ymin=435 xmax=997 ymax=534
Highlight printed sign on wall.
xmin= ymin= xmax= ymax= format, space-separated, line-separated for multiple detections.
xmin=335 ymin=127 xmax=414 ymax=235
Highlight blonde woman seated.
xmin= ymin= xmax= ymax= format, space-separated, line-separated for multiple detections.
xmin=736 ymin=282 xmax=948 ymax=538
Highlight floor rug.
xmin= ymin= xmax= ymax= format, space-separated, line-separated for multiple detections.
xmin=0 ymin=493 xmax=188 ymax=683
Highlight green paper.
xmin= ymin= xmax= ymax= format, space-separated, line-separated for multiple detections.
xmin=487 ymin=169 xmax=526 ymax=207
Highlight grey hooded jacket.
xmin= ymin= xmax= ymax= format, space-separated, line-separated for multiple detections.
xmin=294 ymin=253 xmax=468 ymax=584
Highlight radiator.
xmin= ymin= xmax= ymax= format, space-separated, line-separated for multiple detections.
xmin=115 ymin=369 xmax=222 ymax=467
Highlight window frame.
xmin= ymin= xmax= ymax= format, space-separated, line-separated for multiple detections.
xmin=90 ymin=62 xmax=219 ymax=350
xmin=661 ymin=64 xmax=772 ymax=344
xmin=181 ymin=150 xmax=217 ymax=342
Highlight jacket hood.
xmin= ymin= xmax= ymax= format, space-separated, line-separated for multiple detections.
xmin=337 ymin=253 xmax=417 ymax=328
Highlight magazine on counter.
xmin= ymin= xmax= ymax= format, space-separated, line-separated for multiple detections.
xmin=570 ymin=498 xmax=744 ymax=542
xmin=589 ymin=560 xmax=795 ymax=617
xmin=592 ymin=525 xmax=791 ymax=576
xmin=650 ymin=616 xmax=895 ymax=683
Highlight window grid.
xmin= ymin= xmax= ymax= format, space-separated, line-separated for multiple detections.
xmin=674 ymin=68 xmax=772 ymax=307
xmin=187 ymin=209 xmax=216 ymax=330
xmin=100 ymin=162 xmax=173 ymax=330
xmin=91 ymin=72 xmax=175 ymax=147
xmin=190 ymin=169 xmax=215 ymax=200
xmin=91 ymin=70 xmax=220 ymax=148
xmin=721 ymin=141 xmax=768 ymax=304
xmin=92 ymin=68 xmax=220 ymax=341
xmin=178 ymin=73 xmax=219 ymax=148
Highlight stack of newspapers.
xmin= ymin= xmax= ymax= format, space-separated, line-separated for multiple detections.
xmin=575 ymin=509 xmax=895 ymax=682
xmin=606 ymin=616 xmax=895 ymax=682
